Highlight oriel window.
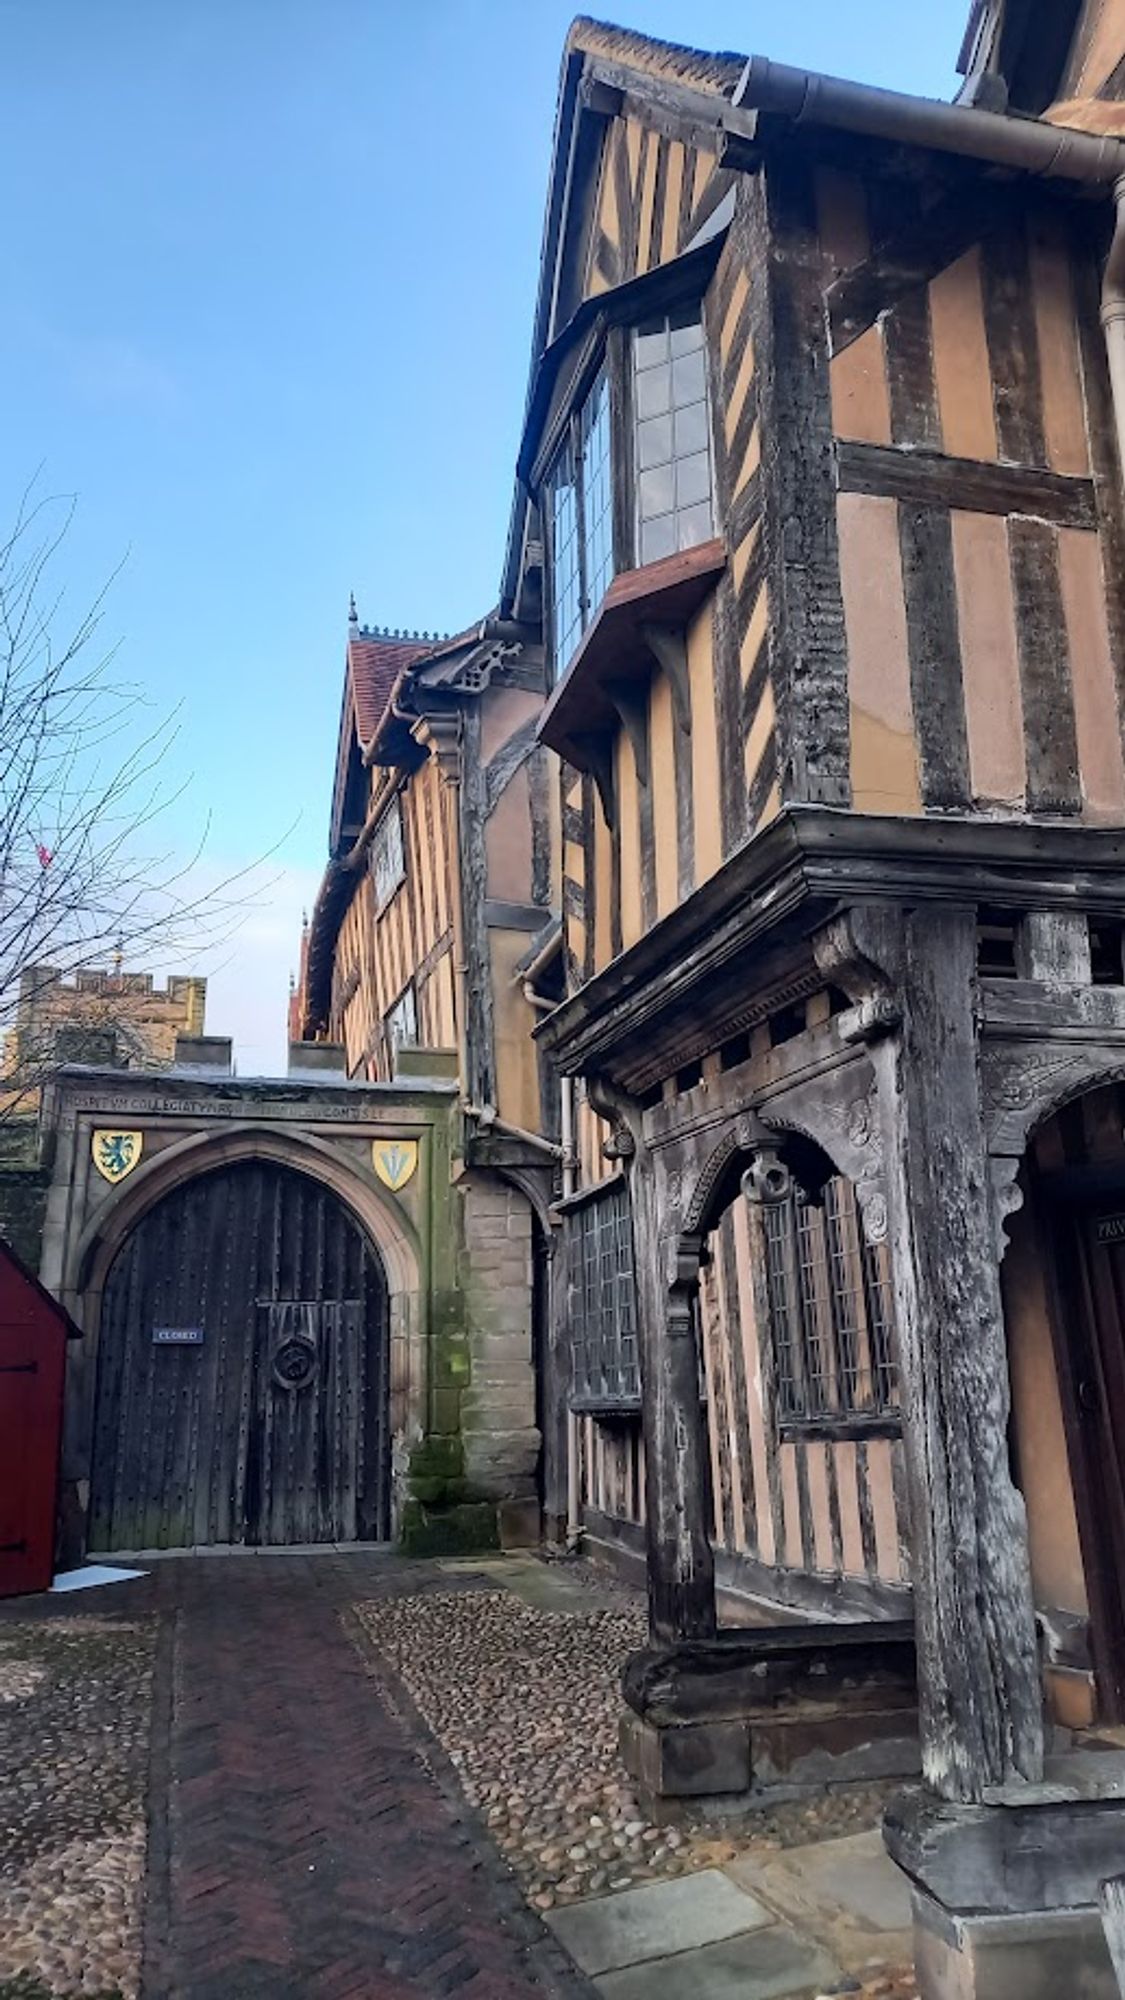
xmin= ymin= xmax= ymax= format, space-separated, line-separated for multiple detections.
xmin=633 ymin=306 xmax=714 ymax=566
xmin=544 ymin=369 xmax=612 ymax=675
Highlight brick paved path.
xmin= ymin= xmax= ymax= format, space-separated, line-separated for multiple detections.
xmin=136 ymin=1553 xmax=594 ymax=2000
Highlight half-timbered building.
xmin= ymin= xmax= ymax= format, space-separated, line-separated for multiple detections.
xmin=506 ymin=10 xmax=1125 ymax=1991
xmin=291 ymin=601 xmax=559 ymax=1546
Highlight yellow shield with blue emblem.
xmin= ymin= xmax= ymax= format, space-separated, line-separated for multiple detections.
xmin=92 ymin=1129 xmax=143 ymax=1185
xmin=372 ymin=1138 xmax=418 ymax=1192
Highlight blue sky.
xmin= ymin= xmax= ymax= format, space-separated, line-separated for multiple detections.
xmin=1 ymin=0 xmax=964 ymax=1070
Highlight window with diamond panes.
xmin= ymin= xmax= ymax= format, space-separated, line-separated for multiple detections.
xmin=569 ymin=1183 xmax=640 ymax=1409
xmin=762 ymin=1175 xmax=899 ymax=1434
xmin=371 ymin=801 xmax=405 ymax=910
xmin=633 ymin=306 xmax=714 ymax=566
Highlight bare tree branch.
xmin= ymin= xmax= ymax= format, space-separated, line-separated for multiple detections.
xmin=0 ymin=478 xmax=286 ymax=1114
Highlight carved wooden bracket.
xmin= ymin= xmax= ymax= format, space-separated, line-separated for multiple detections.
xmin=570 ymin=731 xmax=616 ymax=829
xmin=605 ymin=681 xmax=650 ymax=789
xmin=639 ymin=622 xmax=692 ymax=737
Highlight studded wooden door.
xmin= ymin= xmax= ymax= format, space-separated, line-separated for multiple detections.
xmin=90 ymin=1160 xmax=389 ymax=1551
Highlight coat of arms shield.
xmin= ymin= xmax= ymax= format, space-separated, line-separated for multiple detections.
xmin=372 ymin=1138 xmax=418 ymax=1191
xmin=91 ymin=1130 xmax=144 ymax=1185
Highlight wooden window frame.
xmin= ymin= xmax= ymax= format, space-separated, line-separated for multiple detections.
xmin=370 ymin=799 xmax=406 ymax=913
xmin=762 ymin=1177 xmax=901 ymax=1443
xmin=383 ymin=981 xmax=417 ymax=1070
xmin=537 ymin=250 xmax=721 ymax=685
xmin=566 ymin=1178 xmax=641 ymax=1415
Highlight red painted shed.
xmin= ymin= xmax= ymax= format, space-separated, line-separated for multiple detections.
xmin=0 ymin=1240 xmax=75 ymax=1598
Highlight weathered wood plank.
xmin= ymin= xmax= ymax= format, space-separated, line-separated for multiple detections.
xmin=1009 ymin=517 xmax=1081 ymax=813
xmin=1071 ymin=222 xmax=1125 ymax=791
xmin=836 ymin=441 xmax=1097 ymax=529
xmin=628 ymin=1130 xmax=717 ymax=1642
xmin=1015 ymin=910 xmax=1092 ymax=984
xmin=1100 ymin=1874 xmax=1125 ymax=1996
xmin=982 ymin=215 xmax=1048 ymax=468
xmin=898 ymin=503 xmax=971 ymax=808
xmin=828 ymin=905 xmax=1044 ymax=1801
xmin=828 ymin=183 xmax=1013 ymax=357
xmin=580 ymin=774 xmax=597 ymax=986
xmin=885 ymin=287 xmax=941 ymax=451
xmin=757 ymin=157 xmax=851 ymax=807
xmin=719 ymin=1212 xmax=758 ymax=1557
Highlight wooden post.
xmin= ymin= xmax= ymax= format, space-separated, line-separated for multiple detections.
xmin=822 ymin=904 xmax=1045 ymax=1802
xmin=628 ymin=1133 xmax=717 ymax=1644
xmin=1100 ymin=1875 xmax=1125 ymax=1995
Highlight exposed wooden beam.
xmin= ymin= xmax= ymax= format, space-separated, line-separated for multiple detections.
xmin=837 ymin=439 xmax=1097 ymax=528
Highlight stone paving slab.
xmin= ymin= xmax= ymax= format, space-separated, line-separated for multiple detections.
xmin=593 ymin=1924 xmax=839 ymax=1999
xmin=545 ymin=1869 xmax=771 ymax=1974
xmin=727 ymin=1831 xmax=915 ymax=1983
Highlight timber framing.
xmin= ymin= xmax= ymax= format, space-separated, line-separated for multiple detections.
xmin=536 ymin=807 xmax=1125 ymax=1090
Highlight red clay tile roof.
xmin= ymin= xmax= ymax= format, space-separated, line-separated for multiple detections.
xmin=347 ymin=634 xmax=433 ymax=750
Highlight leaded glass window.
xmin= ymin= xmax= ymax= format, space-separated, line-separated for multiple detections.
xmin=568 ymin=1182 xmax=640 ymax=1409
xmin=633 ymin=306 xmax=714 ymax=566
xmin=371 ymin=801 xmax=405 ymax=910
xmin=762 ymin=1176 xmax=899 ymax=1433
xmin=544 ymin=368 xmax=614 ymax=677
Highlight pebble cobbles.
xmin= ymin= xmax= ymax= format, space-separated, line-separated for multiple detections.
xmin=355 ymin=1584 xmax=906 ymax=1915
xmin=0 ymin=1618 xmax=153 ymax=1999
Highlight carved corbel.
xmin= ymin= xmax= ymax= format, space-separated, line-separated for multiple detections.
xmin=838 ymin=995 xmax=902 ymax=1046
xmin=813 ymin=906 xmax=905 ymax=1012
xmin=604 ymin=681 xmax=650 ymax=789
xmin=412 ymin=712 xmax=461 ymax=779
xmin=989 ymin=1155 xmax=1026 ymax=1261
xmin=639 ymin=622 xmax=692 ymax=737
xmin=588 ymin=1073 xmax=642 ymax=1162
xmin=570 ymin=731 xmax=616 ymax=829
xmin=739 ymin=1116 xmax=792 ymax=1207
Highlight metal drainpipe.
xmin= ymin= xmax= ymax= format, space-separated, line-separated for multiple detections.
xmin=521 ymin=973 xmax=581 ymax=1548
xmin=1101 ymin=176 xmax=1125 ymax=488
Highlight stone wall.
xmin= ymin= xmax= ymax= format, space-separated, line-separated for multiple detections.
xmin=458 ymin=1172 xmax=541 ymax=1546
xmin=0 ymin=1117 xmax=49 ymax=1271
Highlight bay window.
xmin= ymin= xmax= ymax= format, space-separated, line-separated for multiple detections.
xmin=542 ymin=301 xmax=715 ymax=677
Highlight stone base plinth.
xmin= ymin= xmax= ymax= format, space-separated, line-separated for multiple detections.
xmin=619 ymin=1623 xmax=920 ymax=1815
xmin=885 ymin=1761 xmax=1125 ymax=1999
xmin=913 ymin=1894 xmax=1115 ymax=1999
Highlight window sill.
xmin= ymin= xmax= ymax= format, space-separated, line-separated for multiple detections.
xmin=570 ymin=1397 xmax=642 ymax=1420
xmin=536 ymin=538 xmax=726 ymax=795
xmin=777 ymin=1415 xmax=902 ymax=1444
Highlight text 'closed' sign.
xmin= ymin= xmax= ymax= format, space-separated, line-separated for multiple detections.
xmin=152 ymin=1327 xmax=204 ymax=1346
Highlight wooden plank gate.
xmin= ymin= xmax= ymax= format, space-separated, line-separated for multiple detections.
xmin=0 ymin=1242 xmax=70 ymax=1597
xmin=90 ymin=1159 xmax=390 ymax=1551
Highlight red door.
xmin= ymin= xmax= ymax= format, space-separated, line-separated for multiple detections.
xmin=0 ymin=1250 xmax=68 ymax=1597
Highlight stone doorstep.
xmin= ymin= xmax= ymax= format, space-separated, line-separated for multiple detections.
xmin=593 ymin=1925 xmax=840 ymax=2000
xmin=544 ymin=1869 xmax=773 ymax=1976
xmin=726 ymin=1830 xmax=915 ymax=1977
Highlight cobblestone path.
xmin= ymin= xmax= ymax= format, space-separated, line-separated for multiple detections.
xmin=2 ymin=1554 xmax=593 ymax=2000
